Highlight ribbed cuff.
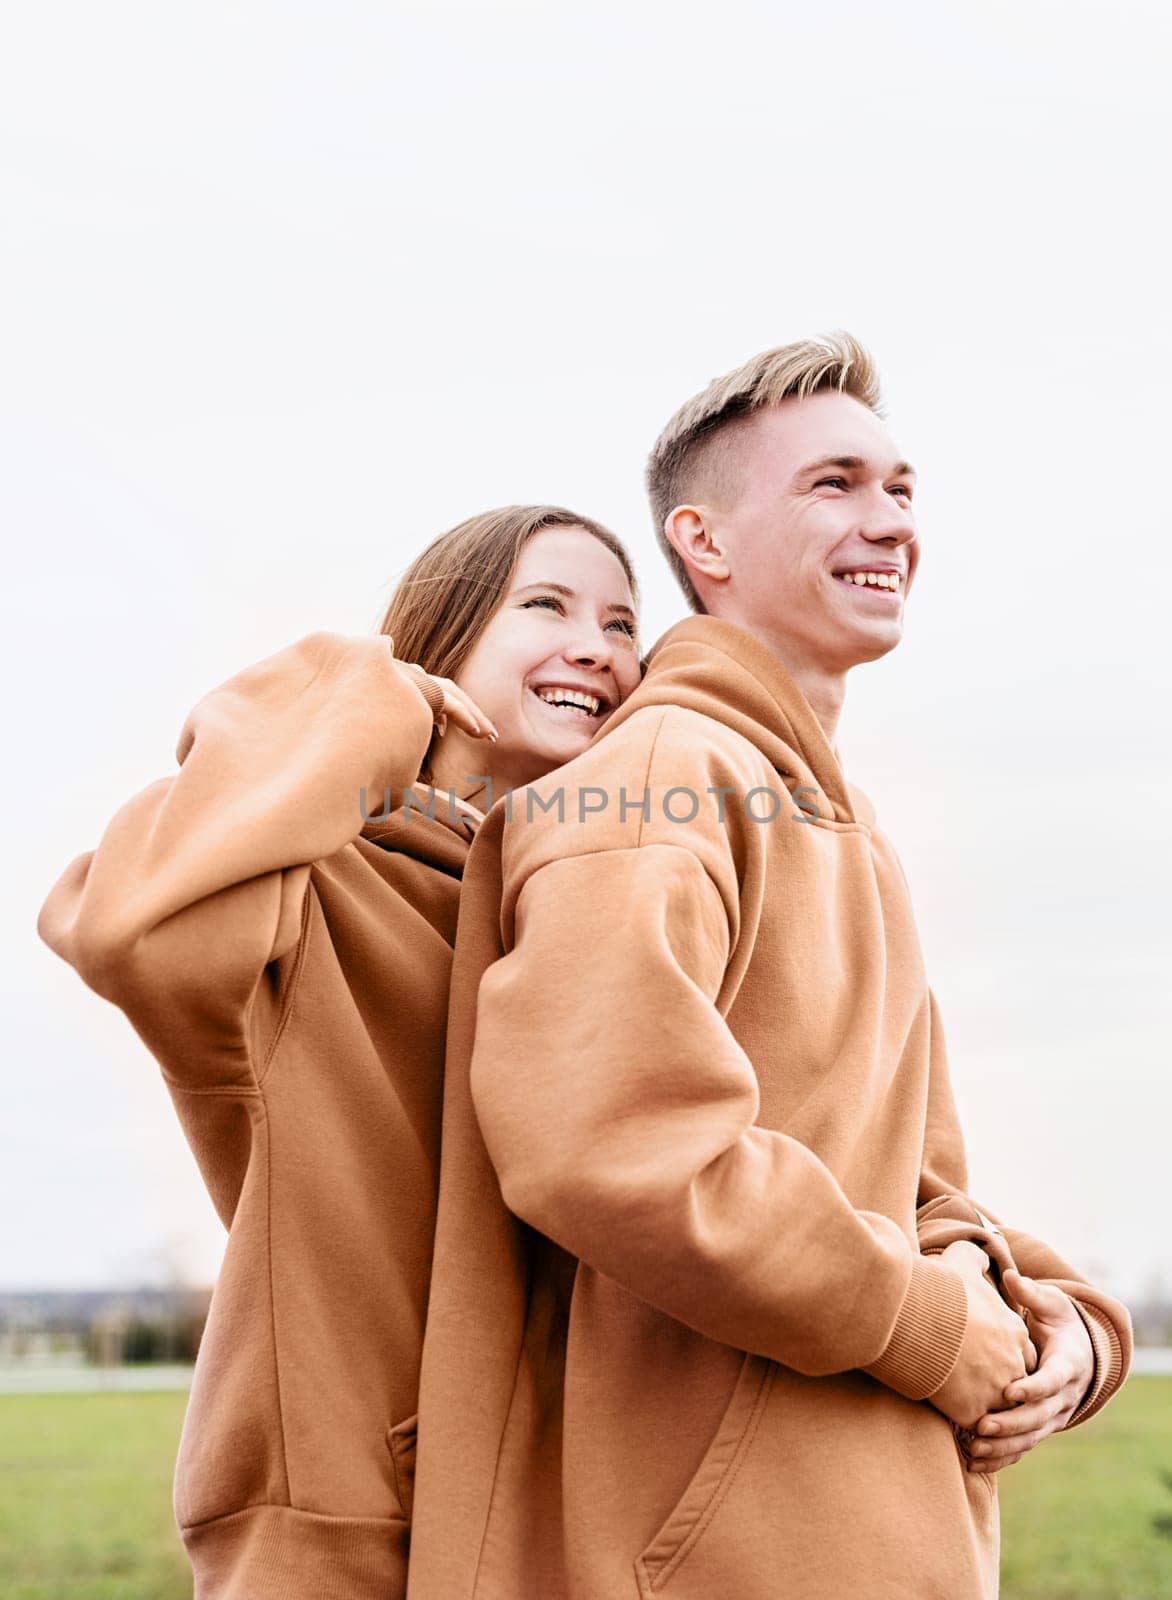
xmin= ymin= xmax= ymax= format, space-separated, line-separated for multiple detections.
xmin=181 ymin=1504 xmax=408 ymax=1600
xmin=1064 ymin=1296 xmax=1127 ymax=1430
xmin=861 ymin=1254 xmax=969 ymax=1401
xmin=400 ymin=663 xmax=447 ymax=727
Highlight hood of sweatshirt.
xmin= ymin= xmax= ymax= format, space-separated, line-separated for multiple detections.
xmin=594 ymin=616 xmax=873 ymax=828
xmin=359 ymin=780 xmax=487 ymax=874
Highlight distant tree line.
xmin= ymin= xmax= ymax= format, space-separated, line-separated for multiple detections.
xmin=86 ymin=1305 xmax=207 ymax=1365
xmin=1 ymin=1287 xmax=211 ymax=1366
xmin=4 ymin=1285 xmax=1171 ymax=1368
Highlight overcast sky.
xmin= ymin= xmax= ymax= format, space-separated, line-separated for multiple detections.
xmin=3 ymin=1 xmax=1168 ymax=1303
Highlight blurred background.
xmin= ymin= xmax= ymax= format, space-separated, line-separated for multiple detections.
xmin=3 ymin=2 xmax=1169 ymax=1595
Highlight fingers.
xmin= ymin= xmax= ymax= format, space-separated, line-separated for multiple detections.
xmin=1024 ymin=1337 xmax=1039 ymax=1374
xmin=969 ymin=1447 xmax=1028 ymax=1474
xmin=438 ymin=679 xmax=498 ymax=740
xmin=975 ymin=1396 xmax=1057 ymax=1442
xmin=968 ymin=1422 xmax=1052 ymax=1463
xmin=1000 ymin=1355 xmax=1067 ymax=1408
xmin=403 ymin=667 xmax=498 ymax=742
xmin=1002 ymin=1269 xmax=1072 ymax=1324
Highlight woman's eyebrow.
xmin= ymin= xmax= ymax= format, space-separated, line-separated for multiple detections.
xmin=513 ymin=580 xmax=635 ymax=618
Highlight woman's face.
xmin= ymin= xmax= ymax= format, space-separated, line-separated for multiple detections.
xmin=451 ymin=525 xmax=642 ymax=791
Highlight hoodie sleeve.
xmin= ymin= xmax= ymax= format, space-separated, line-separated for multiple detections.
xmin=916 ymin=988 xmax=1132 ymax=1429
xmin=470 ymin=836 xmax=968 ymax=1401
xmin=37 ymin=632 xmax=437 ymax=1093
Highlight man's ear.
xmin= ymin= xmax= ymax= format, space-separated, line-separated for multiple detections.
xmin=663 ymin=505 xmax=731 ymax=591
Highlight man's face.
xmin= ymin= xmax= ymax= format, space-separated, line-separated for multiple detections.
xmin=702 ymin=390 xmax=920 ymax=672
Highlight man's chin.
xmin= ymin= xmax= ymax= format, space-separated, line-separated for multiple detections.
xmin=836 ymin=623 xmax=905 ymax=670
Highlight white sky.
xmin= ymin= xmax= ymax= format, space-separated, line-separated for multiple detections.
xmin=3 ymin=1 xmax=1169 ymax=1302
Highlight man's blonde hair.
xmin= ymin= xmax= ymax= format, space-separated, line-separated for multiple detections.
xmin=646 ymin=331 xmax=884 ymax=611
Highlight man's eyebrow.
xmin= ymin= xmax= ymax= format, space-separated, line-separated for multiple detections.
xmin=796 ymin=454 xmax=918 ymax=480
xmin=513 ymin=580 xmax=636 ymax=618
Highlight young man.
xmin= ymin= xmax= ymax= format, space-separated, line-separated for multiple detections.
xmin=406 ymin=336 xmax=1131 ymax=1599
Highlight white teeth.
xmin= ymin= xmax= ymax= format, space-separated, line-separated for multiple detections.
xmin=838 ymin=571 xmax=900 ymax=589
xmin=535 ymin=687 xmax=602 ymax=715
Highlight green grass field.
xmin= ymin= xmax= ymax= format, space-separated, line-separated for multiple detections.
xmin=1 ymin=1378 xmax=1170 ymax=1598
xmin=998 ymin=1375 xmax=1172 ymax=1599
xmin=0 ymin=1390 xmax=189 ymax=1600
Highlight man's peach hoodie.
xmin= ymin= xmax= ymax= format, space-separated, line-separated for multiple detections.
xmin=407 ymin=616 xmax=1131 ymax=1600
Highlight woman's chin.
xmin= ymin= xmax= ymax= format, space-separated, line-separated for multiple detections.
xmin=521 ymin=700 xmax=601 ymax=748
xmin=522 ymin=722 xmax=598 ymax=776
xmin=545 ymin=728 xmax=597 ymax=763
xmin=483 ymin=725 xmax=594 ymax=790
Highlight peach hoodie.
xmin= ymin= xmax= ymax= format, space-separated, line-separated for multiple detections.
xmin=407 ymin=616 xmax=1131 ymax=1600
xmin=38 ymin=633 xmax=482 ymax=1600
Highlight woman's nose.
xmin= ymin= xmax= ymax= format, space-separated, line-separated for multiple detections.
xmin=564 ymin=631 xmax=615 ymax=668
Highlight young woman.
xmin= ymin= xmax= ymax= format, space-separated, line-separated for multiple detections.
xmin=38 ymin=505 xmax=642 ymax=1600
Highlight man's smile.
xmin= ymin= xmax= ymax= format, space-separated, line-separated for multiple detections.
xmin=832 ymin=564 xmax=904 ymax=601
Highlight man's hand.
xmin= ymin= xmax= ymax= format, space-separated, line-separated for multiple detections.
xmin=927 ymin=1242 xmax=1038 ymax=1428
xmin=965 ymin=1267 xmax=1095 ymax=1475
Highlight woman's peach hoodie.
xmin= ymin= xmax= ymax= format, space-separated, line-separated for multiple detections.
xmin=407 ymin=616 xmax=1131 ymax=1600
xmin=38 ymin=633 xmax=479 ymax=1600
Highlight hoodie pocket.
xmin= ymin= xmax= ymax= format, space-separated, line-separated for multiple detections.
xmin=634 ymin=1353 xmax=775 ymax=1597
xmin=952 ymin=1422 xmax=996 ymax=1502
xmin=386 ymin=1412 xmax=418 ymax=1522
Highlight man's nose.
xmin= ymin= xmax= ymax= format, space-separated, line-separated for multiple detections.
xmin=861 ymin=486 xmax=916 ymax=550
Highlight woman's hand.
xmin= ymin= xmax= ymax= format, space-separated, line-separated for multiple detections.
xmin=392 ymin=651 xmax=498 ymax=742
xmin=965 ymin=1268 xmax=1095 ymax=1475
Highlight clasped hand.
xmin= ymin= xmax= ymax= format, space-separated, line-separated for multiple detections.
xmin=929 ymin=1241 xmax=1095 ymax=1476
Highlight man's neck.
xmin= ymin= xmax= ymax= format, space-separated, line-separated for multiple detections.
xmin=709 ymin=614 xmax=847 ymax=753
